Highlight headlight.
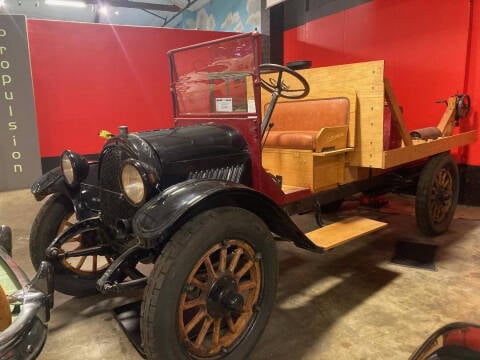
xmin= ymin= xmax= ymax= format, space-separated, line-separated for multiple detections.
xmin=121 ymin=162 xmax=147 ymax=205
xmin=61 ymin=150 xmax=89 ymax=187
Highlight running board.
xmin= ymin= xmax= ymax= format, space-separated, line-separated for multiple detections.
xmin=306 ymin=216 xmax=388 ymax=251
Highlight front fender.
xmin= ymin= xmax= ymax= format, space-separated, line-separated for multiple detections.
xmin=31 ymin=163 xmax=100 ymax=220
xmin=31 ymin=167 xmax=66 ymax=201
xmin=31 ymin=162 xmax=100 ymax=201
xmin=132 ymin=179 xmax=317 ymax=251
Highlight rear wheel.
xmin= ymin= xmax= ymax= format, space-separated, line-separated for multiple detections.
xmin=141 ymin=207 xmax=277 ymax=360
xmin=415 ymin=153 xmax=459 ymax=235
xmin=30 ymin=194 xmax=112 ymax=296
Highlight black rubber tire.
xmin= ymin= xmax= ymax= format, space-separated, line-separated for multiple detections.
xmin=415 ymin=152 xmax=459 ymax=236
xmin=141 ymin=207 xmax=278 ymax=360
xmin=30 ymin=194 xmax=102 ymax=296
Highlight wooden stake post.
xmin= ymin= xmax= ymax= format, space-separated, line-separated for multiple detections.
xmin=384 ymin=78 xmax=413 ymax=146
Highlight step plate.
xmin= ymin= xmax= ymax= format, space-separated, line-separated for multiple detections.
xmin=306 ymin=216 xmax=388 ymax=250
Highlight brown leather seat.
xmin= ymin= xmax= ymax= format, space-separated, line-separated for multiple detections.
xmin=263 ymin=97 xmax=349 ymax=151
xmin=264 ymin=131 xmax=318 ymax=150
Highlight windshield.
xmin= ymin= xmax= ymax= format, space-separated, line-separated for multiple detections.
xmin=169 ymin=33 xmax=260 ymax=116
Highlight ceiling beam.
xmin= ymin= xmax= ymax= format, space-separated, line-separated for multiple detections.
xmin=84 ymin=1 xmax=181 ymax=12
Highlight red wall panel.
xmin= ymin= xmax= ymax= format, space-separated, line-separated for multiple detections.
xmin=284 ymin=0 xmax=474 ymax=161
xmin=27 ymin=20 xmax=234 ymax=157
xmin=464 ymin=0 xmax=480 ymax=165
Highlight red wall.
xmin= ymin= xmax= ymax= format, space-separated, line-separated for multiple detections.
xmin=284 ymin=0 xmax=477 ymax=163
xmin=464 ymin=0 xmax=480 ymax=166
xmin=27 ymin=20 xmax=234 ymax=158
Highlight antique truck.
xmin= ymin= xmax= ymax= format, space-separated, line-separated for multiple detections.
xmin=28 ymin=32 xmax=476 ymax=359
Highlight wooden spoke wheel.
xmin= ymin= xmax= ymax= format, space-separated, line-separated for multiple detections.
xmin=58 ymin=212 xmax=112 ymax=276
xmin=178 ymin=239 xmax=261 ymax=357
xmin=141 ymin=207 xmax=277 ymax=360
xmin=429 ymin=168 xmax=453 ymax=223
xmin=416 ymin=153 xmax=459 ymax=236
xmin=30 ymin=194 xmax=111 ymax=296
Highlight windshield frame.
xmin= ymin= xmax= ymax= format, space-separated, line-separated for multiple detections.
xmin=168 ymin=32 xmax=262 ymax=120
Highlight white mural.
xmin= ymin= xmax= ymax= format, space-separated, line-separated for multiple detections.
xmin=221 ymin=11 xmax=241 ymax=30
xmin=246 ymin=0 xmax=261 ymax=28
xmin=171 ymin=0 xmax=212 ymax=11
xmin=179 ymin=0 xmax=261 ymax=32
xmin=194 ymin=8 xmax=216 ymax=30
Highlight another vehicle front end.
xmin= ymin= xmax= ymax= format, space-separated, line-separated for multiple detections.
xmin=0 ymin=225 xmax=53 ymax=360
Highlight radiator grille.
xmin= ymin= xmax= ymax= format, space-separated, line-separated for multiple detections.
xmin=188 ymin=164 xmax=244 ymax=183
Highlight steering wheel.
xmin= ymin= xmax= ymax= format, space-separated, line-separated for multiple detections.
xmin=259 ymin=64 xmax=310 ymax=99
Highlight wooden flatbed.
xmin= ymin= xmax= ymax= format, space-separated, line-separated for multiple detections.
xmin=259 ymin=58 xmax=476 ymax=249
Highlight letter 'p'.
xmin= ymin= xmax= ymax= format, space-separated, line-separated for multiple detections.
xmin=1 ymin=74 xmax=11 ymax=86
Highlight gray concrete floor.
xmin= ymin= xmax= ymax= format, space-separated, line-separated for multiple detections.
xmin=1 ymin=189 xmax=480 ymax=360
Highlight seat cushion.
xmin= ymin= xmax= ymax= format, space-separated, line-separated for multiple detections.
xmin=264 ymin=131 xmax=318 ymax=150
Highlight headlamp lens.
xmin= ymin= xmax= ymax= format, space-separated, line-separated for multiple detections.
xmin=121 ymin=163 xmax=145 ymax=205
xmin=61 ymin=152 xmax=75 ymax=186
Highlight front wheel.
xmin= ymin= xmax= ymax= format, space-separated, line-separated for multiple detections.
xmin=141 ymin=207 xmax=278 ymax=360
xmin=415 ymin=152 xmax=459 ymax=236
xmin=29 ymin=194 xmax=112 ymax=296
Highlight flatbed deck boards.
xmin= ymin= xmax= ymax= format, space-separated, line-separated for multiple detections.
xmin=383 ymin=130 xmax=477 ymax=169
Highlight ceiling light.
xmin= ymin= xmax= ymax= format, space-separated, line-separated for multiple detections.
xmin=99 ymin=5 xmax=108 ymax=15
xmin=45 ymin=0 xmax=87 ymax=8
xmin=0 ymin=0 xmax=5 ymax=7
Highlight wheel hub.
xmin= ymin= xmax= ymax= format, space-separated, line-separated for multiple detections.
xmin=436 ymin=190 xmax=451 ymax=205
xmin=178 ymin=239 xmax=263 ymax=357
xmin=207 ymin=275 xmax=244 ymax=318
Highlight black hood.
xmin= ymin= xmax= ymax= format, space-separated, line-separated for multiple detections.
xmin=135 ymin=123 xmax=248 ymax=163
xmin=97 ymin=123 xmax=251 ymax=232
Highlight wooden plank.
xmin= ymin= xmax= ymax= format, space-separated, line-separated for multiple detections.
xmin=436 ymin=96 xmax=456 ymax=136
xmin=295 ymin=61 xmax=385 ymax=167
xmin=262 ymin=148 xmax=314 ymax=189
xmin=313 ymin=147 xmax=354 ymax=157
xmin=262 ymin=147 xmax=346 ymax=191
xmin=306 ymin=216 xmax=388 ymax=250
xmin=383 ymin=130 xmax=478 ymax=169
xmin=312 ymin=154 xmax=345 ymax=191
xmin=384 ymin=78 xmax=413 ymax=146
